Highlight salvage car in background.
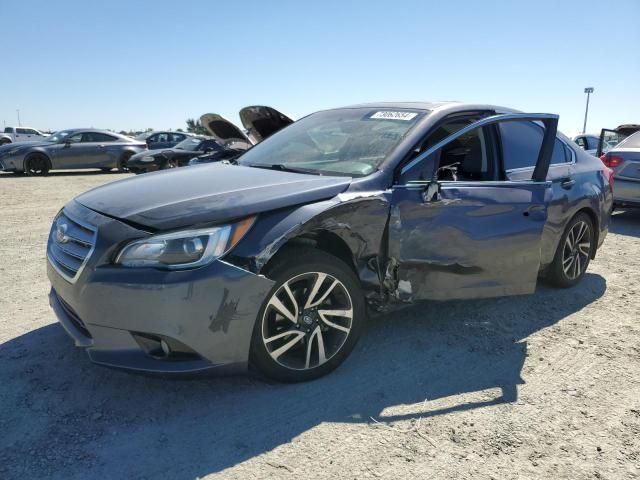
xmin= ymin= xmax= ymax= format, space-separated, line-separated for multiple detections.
xmin=0 ymin=129 xmax=146 ymax=175
xmin=127 ymin=136 xmax=224 ymax=173
xmin=1 ymin=126 xmax=49 ymax=144
xmin=573 ymin=134 xmax=602 ymax=156
xmin=201 ymin=105 xmax=293 ymax=148
xmin=596 ymin=124 xmax=640 ymax=157
xmin=129 ymin=105 xmax=294 ymax=174
xmin=135 ymin=131 xmax=192 ymax=150
xmin=600 ymin=130 xmax=640 ymax=208
xmin=47 ymin=102 xmax=612 ymax=383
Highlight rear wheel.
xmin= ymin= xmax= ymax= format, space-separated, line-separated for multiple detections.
xmin=0 ymin=138 xmax=11 ymax=145
xmin=250 ymin=249 xmax=364 ymax=382
xmin=24 ymin=153 xmax=50 ymax=176
xmin=545 ymin=213 xmax=594 ymax=288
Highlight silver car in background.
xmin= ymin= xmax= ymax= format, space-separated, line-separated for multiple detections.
xmin=0 ymin=129 xmax=147 ymax=175
xmin=601 ymin=131 xmax=640 ymax=207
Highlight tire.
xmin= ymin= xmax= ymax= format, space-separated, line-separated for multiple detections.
xmin=250 ymin=248 xmax=365 ymax=382
xmin=117 ymin=152 xmax=134 ymax=173
xmin=24 ymin=153 xmax=50 ymax=176
xmin=161 ymin=160 xmax=177 ymax=170
xmin=544 ymin=212 xmax=594 ymax=288
xmin=0 ymin=138 xmax=11 ymax=145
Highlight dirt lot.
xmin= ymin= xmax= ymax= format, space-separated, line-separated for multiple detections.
xmin=0 ymin=171 xmax=639 ymax=480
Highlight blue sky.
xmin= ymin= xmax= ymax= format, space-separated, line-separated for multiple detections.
xmin=1 ymin=0 xmax=638 ymax=135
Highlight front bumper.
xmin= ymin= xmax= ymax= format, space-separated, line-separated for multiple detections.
xmin=47 ymin=201 xmax=275 ymax=374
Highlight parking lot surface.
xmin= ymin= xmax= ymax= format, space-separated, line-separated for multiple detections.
xmin=1 ymin=171 xmax=639 ymax=479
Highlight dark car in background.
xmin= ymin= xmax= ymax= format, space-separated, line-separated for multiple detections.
xmin=47 ymin=102 xmax=612 ymax=383
xmin=600 ymin=131 xmax=640 ymax=208
xmin=135 ymin=131 xmax=192 ymax=150
xmin=0 ymin=129 xmax=146 ymax=175
xmin=127 ymin=136 xmax=223 ymax=173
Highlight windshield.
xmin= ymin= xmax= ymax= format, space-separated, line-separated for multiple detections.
xmin=175 ymin=138 xmax=205 ymax=151
xmin=45 ymin=130 xmax=73 ymax=143
xmin=237 ymin=108 xmax=425 ymax=176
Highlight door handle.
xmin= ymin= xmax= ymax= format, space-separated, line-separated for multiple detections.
xmin=560 ymin=178 xmax=575 ymax=189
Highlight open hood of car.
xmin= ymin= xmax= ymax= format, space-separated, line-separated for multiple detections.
xmin=239 ymin=106 xmax=294 ymax=143
xmin=75 ymin=163 xmax=352 ymax=230
xmin=200 ymin=113 xmax=251 ymax=147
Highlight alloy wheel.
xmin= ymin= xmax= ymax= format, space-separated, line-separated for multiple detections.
xmin=562 ymin=220 xmax=591 ymax=280
xmin=261 ymin=272 xmax=353 ymax=371
xmin=26 ymin=156 xmax=47 ymax=175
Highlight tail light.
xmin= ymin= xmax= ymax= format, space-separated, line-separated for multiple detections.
xmin=600 ymin=153 xmax=623 ymax=168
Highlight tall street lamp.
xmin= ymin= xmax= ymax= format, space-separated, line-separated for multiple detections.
xmin=583 ymin=87 xmax=594 ymax=134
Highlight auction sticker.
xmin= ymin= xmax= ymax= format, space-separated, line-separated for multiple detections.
xmin=370 ymin=111 xmax=418 ymax=121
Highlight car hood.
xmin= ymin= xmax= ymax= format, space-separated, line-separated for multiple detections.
xmin=200 ymin=113 xmax=252 ymax=147
xmin=0 ymin=140 xmax=52 ymax=152
xmin=239 ymin=106 xmax=294 ymax=143
xmin=75 ymin=163 xmax=352 ymax=230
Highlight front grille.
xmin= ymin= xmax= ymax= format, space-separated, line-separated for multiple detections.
xmin=57 ymin=293 xmax=92 ymax=339
xmin=47 ymin=209 xmax=97 ymax=282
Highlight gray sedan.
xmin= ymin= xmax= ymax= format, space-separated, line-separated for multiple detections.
xmin=0 ymin=129 xmax=147 ymax=175
xmin=601 ymin=131 xmax=640 ymax=207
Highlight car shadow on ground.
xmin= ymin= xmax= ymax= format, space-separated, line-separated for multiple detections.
xmin=0 ymin=274 xmax=606 ymax=479
xmin=610 ymin=208 xmax=640 ymax=238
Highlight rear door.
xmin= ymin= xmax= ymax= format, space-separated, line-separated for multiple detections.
xmin=388 ymin=113 xmax=557 ymax=301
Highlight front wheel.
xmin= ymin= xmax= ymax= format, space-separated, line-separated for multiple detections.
xmin=250 ymin=249 xmax=365 ymax=382
xmin=24 ymin=154 xmax=50 ymax=176
xmin=545 ymin=213 xmax=594 ymax=288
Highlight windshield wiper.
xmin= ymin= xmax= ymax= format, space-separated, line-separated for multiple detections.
xmin=244 ymin=163 xmax=319 ymax=175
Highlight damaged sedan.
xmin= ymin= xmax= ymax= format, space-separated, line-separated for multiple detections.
xmin=47 ymin=102 xmax=613 ymax=382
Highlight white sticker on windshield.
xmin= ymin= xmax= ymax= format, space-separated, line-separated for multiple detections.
xmin=370 ymin=111 xmax=418 ymax=121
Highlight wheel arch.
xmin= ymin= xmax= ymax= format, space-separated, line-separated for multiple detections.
xmin=24 ymin=150 xmax=52 ymax=171
xmin=227 ymin=194 xmax=392 ymax=307
xmin=574 ymin=206 xmax=599 ymax=259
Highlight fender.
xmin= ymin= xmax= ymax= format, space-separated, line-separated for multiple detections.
xmin=227 ymin=191 xmax=392 ymax=308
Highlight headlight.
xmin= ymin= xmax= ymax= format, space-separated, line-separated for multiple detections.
xmin=115 ymin=217 xmax=255 ymax=269
xmin=141 ymin=155 xmax=155 ymax=163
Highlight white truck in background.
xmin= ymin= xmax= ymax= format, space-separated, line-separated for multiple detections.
xmin=1 ymin=126 xmax=49 ymax=144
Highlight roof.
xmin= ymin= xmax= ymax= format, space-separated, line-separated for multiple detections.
xmin=340 ymin=101 xmax=459 ymax=111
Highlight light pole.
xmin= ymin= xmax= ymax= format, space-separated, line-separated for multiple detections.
xmin=16 ymin=109 xmax=21 ymax=127
xmin=582 ymin=87 xmax=594 ymax=134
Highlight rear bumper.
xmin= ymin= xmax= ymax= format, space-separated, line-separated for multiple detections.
xmin=613 ymin=178 xmax=640 ymax=206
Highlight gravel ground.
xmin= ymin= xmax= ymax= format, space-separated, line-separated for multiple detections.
xmin=0 ymin=171 xmax=639 ymax=480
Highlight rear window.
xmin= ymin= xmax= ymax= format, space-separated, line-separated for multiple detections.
xmin=4 ymin=127 xmax=14 ymax=133
xmin=617 ymin=131 xmax=640 ymax=149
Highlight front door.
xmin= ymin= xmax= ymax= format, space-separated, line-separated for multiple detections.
xmin=388 ymin=113 xmax=558 ymax=301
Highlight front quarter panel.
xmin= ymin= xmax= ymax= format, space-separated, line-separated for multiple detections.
xmin=227 ymin=191 xmax=392 ymax=306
